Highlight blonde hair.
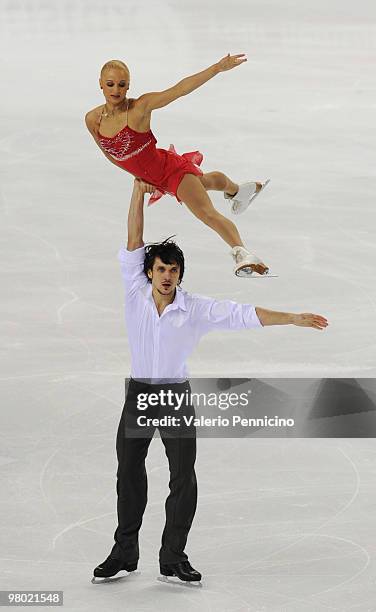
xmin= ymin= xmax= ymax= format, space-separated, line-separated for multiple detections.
xmin=100 ymin=60 xmax=130 ymax=79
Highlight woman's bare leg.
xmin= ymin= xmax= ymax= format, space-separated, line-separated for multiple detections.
xmin=198 ymin=171 xmax=262 ymax=196
xmin=176 ymin=174 xmax=267 ymax=274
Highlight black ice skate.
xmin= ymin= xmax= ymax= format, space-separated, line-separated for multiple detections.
xmin=159 ymin=560 xmax=202 ymax=583
xmin=91 ymin=556 xmax=138 ymax=583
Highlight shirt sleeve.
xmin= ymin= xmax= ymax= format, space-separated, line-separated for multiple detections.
xmin=118 ymin=245 xmax=148 ymax=299
xmin=192 ymin=295 xmax=263 ymax=334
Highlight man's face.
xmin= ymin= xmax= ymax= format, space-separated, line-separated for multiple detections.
xmin=147 ymin=257 xmax=181 ymax=296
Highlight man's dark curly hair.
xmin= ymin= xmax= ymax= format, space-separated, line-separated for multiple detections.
xmin=143 ymin=236 xmax=185 ymax=284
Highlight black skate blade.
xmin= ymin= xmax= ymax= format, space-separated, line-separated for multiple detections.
xmin=157 ymin=575 xmax=202 ymax=588
xmin=91 ymin=575 xmax=126 ymax=584
xmin=91 ymin=571 xmax=137 ymax=585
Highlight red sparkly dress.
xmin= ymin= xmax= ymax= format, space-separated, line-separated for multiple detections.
xmin=97 ymin=103 xmax=203 ymax=205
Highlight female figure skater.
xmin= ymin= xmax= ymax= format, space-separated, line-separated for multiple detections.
xmin=85 ymin=54 xmax=271 ymax=277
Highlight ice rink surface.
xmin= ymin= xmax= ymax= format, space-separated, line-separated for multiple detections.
xmin=1 ymin=1 xmax=376 ymax=610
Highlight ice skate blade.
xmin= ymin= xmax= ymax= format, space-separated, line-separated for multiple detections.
xmin=236 ymin=268 xmax=278 ymax=278
xmin=91 ymin=571 xmax=138 ymax=584
xmin=91 ymin=576 xmax=125 ymax=584
xmin=157 ymin=575 xmax=202 ymax=588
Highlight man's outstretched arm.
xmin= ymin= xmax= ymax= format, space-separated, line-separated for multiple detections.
xmin=127 ymin=178 xmax=155 ymax=251
xmin=255 ymin=308 xmax=328 ymax=330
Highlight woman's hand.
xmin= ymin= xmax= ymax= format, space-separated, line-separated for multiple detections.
xmin=134 ymin=178 xmax=156 ymax=194
xmin=217 ymin=53 xmax=247 ymax=72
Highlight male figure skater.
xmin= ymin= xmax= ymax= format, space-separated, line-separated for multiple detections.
xmin=92 ymin=178 xmax=328 ymax=584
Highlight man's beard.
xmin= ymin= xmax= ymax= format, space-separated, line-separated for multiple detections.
xmin=157 ymin=286 xmax=175 ymax=296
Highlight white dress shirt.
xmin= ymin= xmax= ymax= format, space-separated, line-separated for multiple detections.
xmin=118 ymin=246 xmax=262 ymax=381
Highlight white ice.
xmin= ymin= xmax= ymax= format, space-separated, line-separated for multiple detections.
xmin=1 ymin=1 xmax=376 ymax=610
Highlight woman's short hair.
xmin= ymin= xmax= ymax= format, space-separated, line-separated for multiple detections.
xmin=100 ymin=60 xmax=129 ymax=79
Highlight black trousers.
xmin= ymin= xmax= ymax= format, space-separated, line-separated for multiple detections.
xmin=110 ymin=378 xmax=197 ymax=565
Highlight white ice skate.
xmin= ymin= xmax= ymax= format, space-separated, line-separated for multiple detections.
xmin=225 ymin=179 xmax=271 ymax=215
xmin=231 ymin=246 xmax=277 ymax=278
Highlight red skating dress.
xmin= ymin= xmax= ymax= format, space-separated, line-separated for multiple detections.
xmin=97 ymin=106 xmax=203 ymax=206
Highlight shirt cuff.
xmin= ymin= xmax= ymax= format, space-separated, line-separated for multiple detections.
xmin=118 ymin=245 xmax=145 ymax=264
xmin=244 ymin=305 xmax=263 ymax=328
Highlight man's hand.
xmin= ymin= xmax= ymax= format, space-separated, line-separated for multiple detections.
xmin=291 ymin=313 xmax=328 ymax=330
xmin=133 ymin=177 xmax=156 ymax=195
xmin=217 ymin=53 xmax=247 ymax=72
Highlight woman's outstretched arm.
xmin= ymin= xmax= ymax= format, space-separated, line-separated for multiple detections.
xmin=138 ymin=53 xmax=247 ymax=112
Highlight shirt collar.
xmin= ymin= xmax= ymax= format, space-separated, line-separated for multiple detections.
xmin=174 ymin=287 xmax=187 ymax=311
xmin=144 ymin=283 xmax=187 ymax=312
